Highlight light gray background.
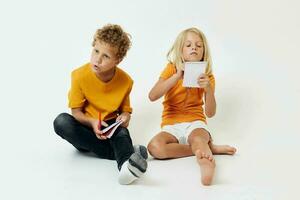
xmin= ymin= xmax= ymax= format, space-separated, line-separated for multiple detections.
xmin=0 ymin=0 xmax=299 ymax=199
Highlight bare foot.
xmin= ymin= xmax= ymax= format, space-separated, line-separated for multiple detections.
xmin=195 ymin=150 xmax=215 ymax=186
xmin=209 ymin=143 xmax=237 ymax=155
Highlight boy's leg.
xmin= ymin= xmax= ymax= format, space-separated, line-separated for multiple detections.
xmin=147 ymin=132 xmax=193 ymax=159
xmin=109 ymin=127 xmax=147 ymax=184
xmin=133 ymin=145 xmax=148 ymax=159
xmin=188 ymin=128 xmax=215 ymax=186
xmin=109 ymin=126 xmax=134 ymax=169
xmin=53 ymin=113 xmax=115 ymax=160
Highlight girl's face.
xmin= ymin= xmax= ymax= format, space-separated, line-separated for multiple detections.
xmin=90 ymin=40 xmax=120 ymax=74
xmin=182 ymin=32 xmax=204 ymax=62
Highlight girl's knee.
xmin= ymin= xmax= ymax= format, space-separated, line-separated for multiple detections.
xmin=188 ymin=129 xmax=210 ymax=144
xmin=147 ymin=140 xmax=167 ymax=159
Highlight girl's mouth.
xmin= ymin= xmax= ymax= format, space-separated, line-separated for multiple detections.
xmin=190 ymin=52 xmax=198 ymax=55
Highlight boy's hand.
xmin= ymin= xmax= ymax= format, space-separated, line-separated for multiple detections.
xmin=197 ymin=73 xmax=211 ymax=92
xmin=116 ymin=112 xmax=131 ymax=127
xmin=91 ymin=119 xmax=109 ymax=140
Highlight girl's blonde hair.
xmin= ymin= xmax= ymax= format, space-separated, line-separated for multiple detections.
xmin=167 ymin=27 xmax=212 ymax=74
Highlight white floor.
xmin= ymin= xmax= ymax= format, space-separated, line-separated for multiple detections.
xmin=2 ymin=98 xmax=299 ymax=200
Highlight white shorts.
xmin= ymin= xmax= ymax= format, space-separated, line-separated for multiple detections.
xmin=161 ymin=120 xmax=211 ymax=145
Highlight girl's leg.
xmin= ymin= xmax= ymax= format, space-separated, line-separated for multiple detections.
xmin=188 ymin=128 xmax=215 ymax=186
xmin=147 ymin=132 xmax=193 ymax=159
xmin=53 ymin=113 xmax=115 ymax=159
xmin=209 ymin=142 xmax=237 ymax=155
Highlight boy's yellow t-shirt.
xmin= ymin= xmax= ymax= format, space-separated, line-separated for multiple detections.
xmin=68 ymin=63 xmax=133 ymax=121
xmin=160 ymin=63 xmax=215 ymax=127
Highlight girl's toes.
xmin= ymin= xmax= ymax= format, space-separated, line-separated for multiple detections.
xmin=195 ymin=150 xmax=203 ymax=159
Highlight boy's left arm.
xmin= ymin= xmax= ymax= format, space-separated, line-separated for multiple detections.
xmin=117 ymin=84 xmax=133 ymax=127
xmin=116 ymin=112 xmax=131 ymax=127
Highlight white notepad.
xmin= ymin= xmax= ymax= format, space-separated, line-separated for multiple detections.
xmin=183 ymin=61 xmax=207 ymax=88
xmin=102 ymin=120 xmax=123 ymax=138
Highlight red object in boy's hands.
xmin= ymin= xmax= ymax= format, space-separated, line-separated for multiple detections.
xmin=98 ymin=112 xmax=101 ymax=130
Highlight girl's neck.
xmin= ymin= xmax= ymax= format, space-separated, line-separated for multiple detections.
xmin=95 ymin=67 xmax=116 ymax=83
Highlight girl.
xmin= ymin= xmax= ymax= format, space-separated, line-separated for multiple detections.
xmin=147 ymin=27 xmax=236 ymax=186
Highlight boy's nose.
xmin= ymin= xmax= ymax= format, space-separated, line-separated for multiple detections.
xmin=97 ymin=57 xmax=102 ymax=64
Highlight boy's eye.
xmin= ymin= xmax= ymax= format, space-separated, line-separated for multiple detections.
xmin=103 ymin=54 xmax=110 ymax=59
xmin=95 ymin=49 xmax=99 ymax=53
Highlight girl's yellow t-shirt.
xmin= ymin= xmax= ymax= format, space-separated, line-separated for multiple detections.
xmin=160 ymin=63 xmax=215 ymax=127
xmin=68 ymin=63 xmax=133 ymax=121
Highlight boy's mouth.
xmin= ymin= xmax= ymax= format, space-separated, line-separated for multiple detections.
xmin=92 ymin=64 xmax=100 ymax=71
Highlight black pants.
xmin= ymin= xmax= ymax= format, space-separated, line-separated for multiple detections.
xmin=53 ymin=113 xmax=134 ymax=170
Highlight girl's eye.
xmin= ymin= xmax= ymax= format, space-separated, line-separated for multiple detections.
xmin=95 ymin=49 xmax=99 ymax=53
xmin=186 ymin=44 xmax=191 ymax=47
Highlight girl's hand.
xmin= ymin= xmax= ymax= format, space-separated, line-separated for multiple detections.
xmin=91 ymin=119 xmax=109 ymax=140
xmin=174 ymin=67 xmax=184 ymax=80
xmin=197 ymin=73 xmax=212 ymax=92
xmin=116 ymin=112 xmax=131 ymax=127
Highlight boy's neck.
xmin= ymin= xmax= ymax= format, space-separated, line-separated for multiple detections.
xmin=95 ymin=67 xmax=116 ymax=83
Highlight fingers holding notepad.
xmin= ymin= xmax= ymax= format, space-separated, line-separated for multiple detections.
xmin=183 ymin=61 xmax=207 ymax=88
xmin=197 ymin=73 xmax=210 ymax=89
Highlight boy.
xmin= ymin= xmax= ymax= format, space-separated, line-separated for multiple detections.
xmin=53 ymin=24 xmax=148 ymax=185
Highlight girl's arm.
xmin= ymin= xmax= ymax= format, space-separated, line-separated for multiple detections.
xmin=204 ymin=86 xmax=216 ymax=118
xmin=149 ymin=70 xmax=183 ymax=101
xmin=198 ymin=74 xmax=216 ymax=118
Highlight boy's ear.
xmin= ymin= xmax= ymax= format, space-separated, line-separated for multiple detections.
xmin=116 ymin=58 xmax=122 ymax=64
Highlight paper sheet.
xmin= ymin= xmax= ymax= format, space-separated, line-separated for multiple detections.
xmin=182 ymin=62 xmax=207 ymax=88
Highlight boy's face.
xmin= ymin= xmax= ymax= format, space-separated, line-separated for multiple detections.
xmin=182 ymin=32 xmax=204 ymax=62
xmin=90 ymin=41 xmax=120 ymax=74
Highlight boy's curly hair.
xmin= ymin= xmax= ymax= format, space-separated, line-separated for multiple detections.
xmin=92 ymin=24 xmax=131 ymax=61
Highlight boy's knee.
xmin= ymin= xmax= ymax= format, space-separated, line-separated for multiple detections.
xmin=53 ymin=113 xmax=72 ymax=133
xmin=147 ymin=141 xmax=167 ymax=159
xmin=115 ymin=127 xmax=130 ymax=137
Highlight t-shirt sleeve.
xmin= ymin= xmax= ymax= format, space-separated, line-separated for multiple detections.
xmin=208 ymin=74 xmax=215 ymax=92
xmin=119 ymin=81 xmax=133 ymax=113
xmin=160 ymin=63 xmax=176 ymax=80
xmin=68 ymin=71 xmax=86 ymax=108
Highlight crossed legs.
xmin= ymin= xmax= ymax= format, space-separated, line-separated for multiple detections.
xmin=148 ymin=129 xmax=236 ymax=185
